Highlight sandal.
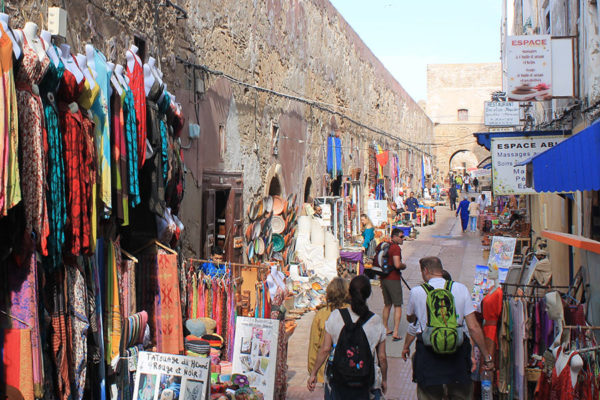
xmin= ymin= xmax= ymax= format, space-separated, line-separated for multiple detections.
xmin=392 ymin=336 xmax=403 ymax=342
xmin=386 ymin=331 xmax=393 ymax=336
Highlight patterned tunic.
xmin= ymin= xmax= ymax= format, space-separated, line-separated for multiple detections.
xmin=126 ymin=53 xmax=147 ymax=168
xmin=15 ymin=34 xmax=50 ymax=253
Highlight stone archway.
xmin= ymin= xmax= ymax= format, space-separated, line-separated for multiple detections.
xmin=263 ymin=163 xmax=286 ymax=197
xmin=448 ymin=149 xmax=479 ymax=173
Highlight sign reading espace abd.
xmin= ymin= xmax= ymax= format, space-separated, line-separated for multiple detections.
xmin=484 ymin=101 xmax=520 ymax=126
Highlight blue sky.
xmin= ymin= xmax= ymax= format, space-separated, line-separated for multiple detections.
xmin=329 ymin=0 xmax=502 ymax=102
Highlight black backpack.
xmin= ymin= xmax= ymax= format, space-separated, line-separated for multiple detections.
xmin=329 ymin=308 xmax=375 ymax=389
xmin=365 ymin=242 xmax=394 ymax=278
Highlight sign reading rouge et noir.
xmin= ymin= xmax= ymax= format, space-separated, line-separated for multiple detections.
xmin=506 ymin=35 xmax=552 ymax=101
xmin=491 ymin=136 xmax=565 ymax=195
xmin=484 ymin=101 xmax=520 ymax=126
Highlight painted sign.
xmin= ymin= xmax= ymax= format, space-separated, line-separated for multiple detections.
xmin=232 ymin=317 xmax=280 ymax=400
xmin=484 ymin=101 xmax=520 ymax=126
xmin=491 ymin=136 xmax=565 ymax=194
xmin=488 ymin=236 xmax=517 ymax=271
xmin=132 ymin=352 xmax=211 ymax=400
xmin=506 ymin=35 xmax=552 ymax=101
xmin=367 ymin=200 xmax=388 ymax=227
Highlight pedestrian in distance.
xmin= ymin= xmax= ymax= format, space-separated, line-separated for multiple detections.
xmin=456 ymin=196 xmax=470 ymax=233
xmin=472 ymin=176 xmax=479 ymax=193
xmin=468 ymin=197 xmax=480 ymax=233
xmin=374 ymin=228 xmax=407 ymax=341
xmin=402 ymin=257 xmax=493 ymax=400
xmin=454 ymin=175 xmax=462 ymax=191
xmin=463 ymin=174 xmax=470 ymax=193
xmin=448 ymin=186 xmax=458 ymax=211
xmin=308 ymin=277 xmax=349 ymax=385
xmin=405 ymin=191 xmax=419 ymax=220
xmin=307 ymin=275 xmax=388 ymax=400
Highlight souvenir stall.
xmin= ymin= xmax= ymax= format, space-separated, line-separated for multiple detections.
xmin=0 ymin=13 xmax=188 ymax=400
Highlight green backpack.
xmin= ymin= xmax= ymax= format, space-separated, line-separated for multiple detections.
xmin=421 ymin=280 xmax=464 ymax=354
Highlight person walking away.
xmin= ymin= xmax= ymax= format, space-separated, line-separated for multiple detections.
xmin=463 ymin=174 xmax=470 ymax=193
xmin=405 ymin=192 xmax=419 ymax=220
xmin=456 ymin=196 xmax=470 ymax=233
xmin=401 ymin=257 xmax=493 ymax=400
xmin=468 ymin=197 xmax=479 ymax=232
xmin=360 ymin=214 xmax=375 ymax=263
xmin=455 ymin=175 xmax=463 ymax=192
xmin=375 ymin=228 xmax=406 ymax=341
xmin=308 ymin=277 xmax=349 ymax=385
xmin=448 ymin=186 xmax=458 ymax=211
xmin=307 ymin=275 xmax=388 ymax=400
xmin=472 ymin=177 xmax=479 ymax=193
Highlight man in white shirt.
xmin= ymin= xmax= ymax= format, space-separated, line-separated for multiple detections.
xmin=477 ymin=193 xmax=489 ymax=211
xmin=394 ymin=191 xmax=405 ymax=213
xmin=402 ymin=257 xmax=492 ymax=399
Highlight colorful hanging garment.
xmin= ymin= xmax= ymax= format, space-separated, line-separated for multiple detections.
xmin=8 ymin=253 xmax=43 ymax=397
xmin=16 ymin=32 xmax=50 ymax=253
xmin=123 ymin=87 xmax=140 ymax=206
xmin=39 ymin=46 xmax=67 ymax=270
xmin=0 ymin=24 xmax=21 ymax=216
xmin=66 ymin=264 xmax=89 ymax=400
xmin=2 ymin=328 xmax=35 ymax=400
xmin=126 ymin=52 xmax=147 ymax=168
xmin=49 ymin=266 xmax=71 ymax=400
xmin=156 ymin=250 xmax=184 ymax=354
xmin=89 ymin=49 xmax=112 ymax=216
xmin=375 ymin=145 xmax=385 ymax=179
xmin=105 ymin=242 xmax=121 ymax=365
xmin=326 ymin=135 xmax=342 ymax=178
xmin=111 ymin=87 xmax=128 ymax=225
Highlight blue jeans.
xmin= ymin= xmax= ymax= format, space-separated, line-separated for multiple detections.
xmin=469 ymin=216 xmax=477 ymax=231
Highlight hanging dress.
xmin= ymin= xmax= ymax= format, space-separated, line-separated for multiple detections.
xmin=58 ymin=59 xmax=96 ymax=256
xmin=89 ymin=49 xmax=112 ymax=216
xmin=39 ymin=45 xmax=66 ymax=270
xmin=123 ymin=86 xmax=140 ymax=206
xmin=110 ymin=82 xmax=128 ymax=225
xmin=142 ymin=80 xmax=166 ymax=216
xmin=126 ymin=52 xmax=147 ymax=168
xmin=15 ymin=33 xmax=50 ymax=253
xmin=548 ymin=347 xmax=582 ymax=400
xmin=0 ymin=24 xmax=20 ymax=216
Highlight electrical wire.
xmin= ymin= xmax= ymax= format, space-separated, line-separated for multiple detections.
xmin=175 ymin=56 xmax=435 ymax=157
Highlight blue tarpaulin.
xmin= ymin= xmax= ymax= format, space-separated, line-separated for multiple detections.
xmin=326 ymin=136 xmax=342 ymax=178
xmin=521 ymin=123 xmax=600 ymax=192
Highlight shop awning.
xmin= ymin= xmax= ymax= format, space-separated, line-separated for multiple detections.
xmin=542 ymin=230 xmax=600 ymax=254
xmin=473 ymin=130 xmax=570 ymax=150
xmin=519 ymin=123 xmax=600 ymax=192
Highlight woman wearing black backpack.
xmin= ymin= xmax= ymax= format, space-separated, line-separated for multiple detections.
xmin=307 ymin=275 xmax=388 ymax=400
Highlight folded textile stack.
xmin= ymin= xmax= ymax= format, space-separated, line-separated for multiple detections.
xmin=184 ymin=335 xmax=211 ymax=356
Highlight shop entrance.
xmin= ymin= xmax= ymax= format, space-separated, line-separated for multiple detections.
xmin=202 ymin=170 xmax=243 ymax=262
xmin=268 ymin=175 xmax=282 ymax=196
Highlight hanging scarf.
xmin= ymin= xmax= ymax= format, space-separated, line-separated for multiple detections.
xmin=327 ymin=136 xmax=342 ymax=178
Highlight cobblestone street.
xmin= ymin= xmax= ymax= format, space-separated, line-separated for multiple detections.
xmin=286 ymin=205 xmax=486 ymax=399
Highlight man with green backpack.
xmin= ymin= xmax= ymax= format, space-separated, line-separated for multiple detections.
xmin=401 ymin=257 xmax=492 ymax=399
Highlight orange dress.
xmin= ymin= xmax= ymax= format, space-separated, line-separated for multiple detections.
xmin=481 ymin=286 xmax=503 ymax=345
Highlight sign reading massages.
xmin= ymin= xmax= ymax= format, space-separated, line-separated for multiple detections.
xmin=491 ymin=136 xmax=565 ymax=195
xmin=506 ymin=35 xmax=552 ymax=101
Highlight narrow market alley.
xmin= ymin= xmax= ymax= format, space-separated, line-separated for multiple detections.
xmin=286 ymin=206 xmax=486 ymax=400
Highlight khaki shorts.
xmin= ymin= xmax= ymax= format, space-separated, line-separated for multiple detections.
xmin=381 ymin=278 xmax=403 ymax=306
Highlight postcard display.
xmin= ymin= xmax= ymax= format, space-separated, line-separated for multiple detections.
xmin=132 ymin=352 xmax=211 ymax=400
xmin=231 ymin=317 xmax=280 ymax=400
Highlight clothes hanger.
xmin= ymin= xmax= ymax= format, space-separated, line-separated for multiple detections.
xmin=121 ymin=248 xmax=138 ymax=263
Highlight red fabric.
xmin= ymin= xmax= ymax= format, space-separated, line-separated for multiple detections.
xmin=384 ymin=243 xmax=402 ymax=280
xmin=376 ymin=150 xmax=389 ymax=167
xmin=126 ymin=55 xmax=147 ymax=168
xmin=3 ymin=329 xmax=34 ymax=400
xmin=58 ymin=68 xmax=95 ymax=256
xmin=482 ymin=287 xmax=503 ymax=345
xmin=156 ymin=251 xmax=184 ymax=354
xmin=548 ymin=348 xmax=581 ymax=400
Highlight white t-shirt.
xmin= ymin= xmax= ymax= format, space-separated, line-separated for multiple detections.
xmin=394 ymin=195 xmax=404 ymax=209
xmin=406 ymin=277 xmax=474 ymax=336
xmin=477 ymin=195 xmax=489 ymax=210
xmin=325 ymin=308 xmax=386 ymax=388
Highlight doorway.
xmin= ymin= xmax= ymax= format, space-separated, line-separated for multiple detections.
xmin=201 ymin=170 xmax=243 ymax=262
xmin=304 ymin=177 xmax=312 ymax=203
xmin=268 ymin=176 xmax=282 ymax=196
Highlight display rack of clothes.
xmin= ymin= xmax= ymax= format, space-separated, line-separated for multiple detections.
xmin=493 ymin=283 xmax=595 ymax=400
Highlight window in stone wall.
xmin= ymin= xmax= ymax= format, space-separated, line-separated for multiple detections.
xmin=134 ymin=36 xmax=146 ymax=62
xmin=219 ymin=123 xmax=226 ymax=160
xmin=271 ymin=122 xmax=280 ymax=156
xmin=457 ymin=109 xmax=469 ymax=121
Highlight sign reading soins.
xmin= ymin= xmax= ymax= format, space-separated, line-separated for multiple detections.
xmin=491 ymin=136 xmax=565 ymax=195
xmin=484 ymin=102 xmax=520 ymax=126
xmin=506 ymin=35 xmax=552 ymax=101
